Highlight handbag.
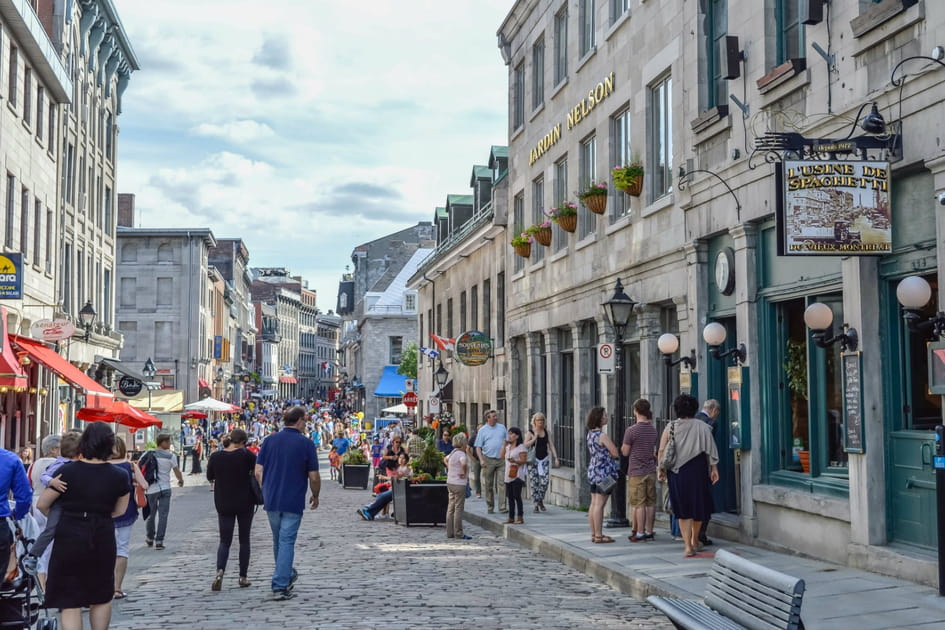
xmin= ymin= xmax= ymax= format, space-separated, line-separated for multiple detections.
xmin=526 ymin=444 xmax=536 ymax=465
xmin=508 ymin=463 xmax=519 ymax=478
xmin=659 ymin=421 xmax=677 ymax=473
xmin=134 ymin=484 xmax=147 ymax=508
xmin=249 ymin=473 xmax=265 ymax=505
xmin=596 ymin=474 xmax=617 ymax=494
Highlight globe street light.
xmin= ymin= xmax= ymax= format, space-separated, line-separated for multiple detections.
xmin=803 ymin=303 xmax=858 ymax=352
xmin=702 ymin=322 xmax=746 ymax=364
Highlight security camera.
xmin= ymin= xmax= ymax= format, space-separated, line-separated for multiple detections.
xmin=938 ymin=192 xmax=945 ymax=206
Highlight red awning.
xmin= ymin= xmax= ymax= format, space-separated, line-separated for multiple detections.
xmin=0 ymin=307 xmax=27 ymax=390
xmin=279 ymin=376 xmax=298 ymax=384
xmin=11 ymin=335 xmax=113 ymax=408
xmin=198 ymin=377 xmax=210 ymax=389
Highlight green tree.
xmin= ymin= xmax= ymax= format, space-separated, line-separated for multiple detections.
xmin=397 ymin=342 xmax=418 ymax=379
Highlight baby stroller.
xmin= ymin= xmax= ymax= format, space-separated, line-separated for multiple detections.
xmin=0 ymin=522 xmax=56 ymax=629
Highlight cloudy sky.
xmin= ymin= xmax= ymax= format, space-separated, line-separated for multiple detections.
xmin=117 ymin=1 xmax=510 ymax=306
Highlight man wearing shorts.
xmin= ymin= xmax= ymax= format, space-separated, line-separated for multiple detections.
xmin=622 ymin=400 xmax=658 ymax=542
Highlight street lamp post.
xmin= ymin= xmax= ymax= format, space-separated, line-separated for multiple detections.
xmin=142 ymin=357 xmax=157 ymax=447
xmin=78 ymin=301 xmax=96 ymax=341
xmin=603 ymin=279 xmax=636 ymax=528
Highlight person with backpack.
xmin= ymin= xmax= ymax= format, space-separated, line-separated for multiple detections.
xmin=142 ymin=433 xmax=184 ymax=550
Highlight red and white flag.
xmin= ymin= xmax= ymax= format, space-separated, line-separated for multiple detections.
xmin=429 ymin=333 xmax=455 ymax=351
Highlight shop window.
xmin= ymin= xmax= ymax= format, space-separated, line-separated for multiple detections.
xmin=647 ymin=74 xmax=673 ymax=201
xmin=554 ymin=7 xmax=568 ymax=86
xmin=774 ymin=296 xmax=848 ymax=478
xmin=532 ymin=37 xmax=544 ymax=111
xmin=701 ymin=0 xmax=728 ymax=111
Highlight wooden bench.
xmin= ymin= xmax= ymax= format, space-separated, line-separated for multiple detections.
xmin=647 ymin=549 xmax=805 ymax=630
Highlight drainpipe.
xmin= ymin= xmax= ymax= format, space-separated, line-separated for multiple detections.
xmin=423 ymin=271 xmax=435 ymax=409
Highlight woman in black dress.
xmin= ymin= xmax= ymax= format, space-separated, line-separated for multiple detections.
xmin=37 ymin=422 xmax=130 ymax=630
xmin=657 ymin=394 xmax=720 ymax=558
xmin=206 ymin=428 xmax=257 ymax=590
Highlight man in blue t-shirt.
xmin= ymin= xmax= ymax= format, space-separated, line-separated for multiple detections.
xmin=255 ymin=406 xmax=320 ymax=601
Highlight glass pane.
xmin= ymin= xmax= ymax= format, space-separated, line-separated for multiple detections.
xmin=906 ymin=276 xmax=941 ymax=430
xmin=781 ymin=298 xmax=808 ymax=472
xmin=820 ymin=295 xmax=847 ymax=469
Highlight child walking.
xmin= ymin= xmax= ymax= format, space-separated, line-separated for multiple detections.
xmin=328 ymin=445 xmax=340 ymax=480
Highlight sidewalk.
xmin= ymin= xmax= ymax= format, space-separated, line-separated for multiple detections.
xmin=463 ymin=498 xmax=945 ymax=630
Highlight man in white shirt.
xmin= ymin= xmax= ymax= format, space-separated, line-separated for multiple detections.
xmin=144 ymin=433 xmax=184 ymax=550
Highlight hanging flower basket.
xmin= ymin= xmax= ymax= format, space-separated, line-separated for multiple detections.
xmin=578 ymin=183 xmax=608 ymax=215
xmin=613 ymin=163 xmax=644 ymax=197
xmin=533 ymin=226 xmax=552 ymax=246
xmin=510 ymin=231 xmax=533 ymax=258
xmin=546 ymin=202 xmax=578 ymax=233
xmin=513 ymin=242 xmax=531 ymax=258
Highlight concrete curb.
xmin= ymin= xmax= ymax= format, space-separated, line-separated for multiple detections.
xmin=464 ymin=511 xmax=692 ymax=602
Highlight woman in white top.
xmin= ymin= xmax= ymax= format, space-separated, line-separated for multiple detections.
xmin=445 ymin=433 xmax=471 ymax=540
xmin=501 ymin=427 xmax=528 ymax=524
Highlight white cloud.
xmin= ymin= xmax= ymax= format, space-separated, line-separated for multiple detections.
xmin=191 ymin=120 xmax=276 ymax=143
xmin=117 ymin=0 xmax=510 ymax=302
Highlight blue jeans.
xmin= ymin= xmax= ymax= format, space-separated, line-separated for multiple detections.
xmin=365 ymin=489 xmax=393 ymax=518
xmin=266 ymin=511 xmax=302 ymax=591
xmin=146 ymin=489 xmax=172 ymax=544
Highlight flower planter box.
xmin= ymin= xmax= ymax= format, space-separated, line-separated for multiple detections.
xmin=533 ymin=227 xmax=552 ymax=246
xmin=513 ymin=243 xmax=531 ymax=258
xmin=392 ymin=478 xmax=448 ymax=526
xmin=555 ymin=215 xmax=577 ymax=232
xmin=617 ymin=175 xmax=643 ymax=197
xmin=342 ymin=463 xmax=370 ymax=489
xmin=583 ymin=195 xmax=607 ymax=215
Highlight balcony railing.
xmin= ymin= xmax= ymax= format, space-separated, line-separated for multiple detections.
xmin=417 ymin=201 xmax=495 ymax=275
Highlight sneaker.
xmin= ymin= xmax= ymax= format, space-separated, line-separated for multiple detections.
xmin=539 ymin=502 xmax=547 ymax=512
xmin=289 ymin=568 xmax=298 ymax=589
xmin=643 ymin=533 xmax=655 ymax=541
xmin=22 ymin=555 xmax=37 ymax=576
xmin=145 ymin=539 xmax=153 ymax=547
xmin=211 ymin=571 xmax=223 ymax=592
xmin=357 ymin=508 xmax=373 ymax=521
xmin=273 ymin=589 xmax=295 ymax=601
xmin=155 ymin=543 xmax=165 ymax=550
xmin=534 ymin=506 xmax=541 ymax=513
xmin=459 ymin=535 xmax=473 ymax=540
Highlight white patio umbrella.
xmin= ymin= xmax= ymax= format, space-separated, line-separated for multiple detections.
xmin=381 ymin=403 xmax=410 ymax=415
xmin=184 ymin=396 xmax=240 ymax=413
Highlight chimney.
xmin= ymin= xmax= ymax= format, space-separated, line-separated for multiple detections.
xmin=117 ymin=193 xmax=135 ymax=227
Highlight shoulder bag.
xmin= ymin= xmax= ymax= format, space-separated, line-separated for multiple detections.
xmin=249 ymin=471 xmax=264 ymax=505
xmin=526 ymin=430 xmax=537 ymax=465
xmin=658 ymin=421 xmax=677 ymax=473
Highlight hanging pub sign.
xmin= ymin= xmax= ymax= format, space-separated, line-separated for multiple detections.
xmin=778 ymin=160 xmax=891 ymax=256
xmin=454 ymin=330 xmax=492 ymax=367
xmin=0 ymin=254 xmax=23 ymax=299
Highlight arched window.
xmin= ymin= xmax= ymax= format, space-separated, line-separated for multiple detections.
xmin=120 ymin=242 xmax=137 ymax=262
xmin=157 ymin=243 xmax=174 ymax=263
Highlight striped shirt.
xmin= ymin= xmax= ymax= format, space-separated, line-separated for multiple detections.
xmin=623 ymin=421 xmax=658 ymax=477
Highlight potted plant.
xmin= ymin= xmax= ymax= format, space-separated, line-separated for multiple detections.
xmin=510 ymin=232 xmax=533 ymax=258
xmin=784 ymin=339 xmax=810 ymax=473
xmin=578 ymin=182 xmax=609 ymax=215
xmin=341 ymin=448 xmax=370 ymax=489
xmin=393 ymin=440 xmax=449 ymax=526
xmin=612 ymin=161 xmax=644 ymax=196
xmin=546 ymin=202 xmax=578 ymax=233
xmin=527 ymin=221 xmax=553 ymax=247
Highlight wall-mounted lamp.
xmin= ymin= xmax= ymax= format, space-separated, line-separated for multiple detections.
xmin=434 ymin=362 xmax=449 ymax=390
xmin=78 ymin=300 xmax=96 ymax=341
xmin=39 ymin=387 xmax=47 ymax=396
xmin=18 ymin=353 xmax=30 ymax=366
xmin=803 ymin=302 xmax=858 ymax=352
xmin=843 ymin=101 xmax=886 ymax=139
xmin=702 ymin=322 xmax=747 ymax=364
xmin=896 ymin=275 xmax=945 ymax=338
xmin=28 ymin=387 xmax=36 ymax=394
xmin=191 ymin=357 xmax=198 ymax=369
xmin=657 ymin=333 xmax=696 ymax=369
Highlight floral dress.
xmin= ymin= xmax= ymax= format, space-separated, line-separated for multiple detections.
xmin=587 ymin=429 xmax=617 ymax=489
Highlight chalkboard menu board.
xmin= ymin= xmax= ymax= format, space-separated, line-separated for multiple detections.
xmin=842 ymin=352 xmax=864 ymax=454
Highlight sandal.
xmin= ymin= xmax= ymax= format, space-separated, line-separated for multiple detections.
xmin=592 ymin=535 xmax=616 ymax=543
xmin=113 ymin=591 xmax=126 ymax=600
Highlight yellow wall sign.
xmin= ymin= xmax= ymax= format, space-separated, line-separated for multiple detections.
xmin=528 ymin=72 xmax=616 ymax=166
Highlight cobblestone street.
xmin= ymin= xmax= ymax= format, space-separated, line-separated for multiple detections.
xmin=109 ymin=462 xmax=672 ymax=629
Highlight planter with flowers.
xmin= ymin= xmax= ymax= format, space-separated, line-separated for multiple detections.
xmin=578 ymin=182 xmax=609 ymax=215
xmin=510 ymin=232 xmax=532 ymax=258
xmin=527 ymin=221 xmax=553 ymax=247
xmin=613 ymin=162 xmax=644 ymax=196
xmin=546 ymin=202 xmax=578 ymax=233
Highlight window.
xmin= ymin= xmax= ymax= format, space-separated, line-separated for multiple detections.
xmin=389 ymin=336 xmax=403 ymax=364
xmin=103 ymin=269 xmax=111 ymax=325
xmin=447 ymin=298 xmax=454 ymax=338
xmin=120 ymin=242 xmax=138 ymax=262
xmin=552 ymin=157 xmax=569 ymax=252
xmin=33 ymin=200 xmax=41 ymax=263
xmin=648 ymin=74 xmax=673 ymax=200
xmin=64 ymin=143 xmax=75 ymax=205
xmin=471 ymin=285 xmax=478 ymax=330
xmin=611 ymin=0 xmax=629 ymax=24
xmin=8 ymin=45 xmax=17 ymax=107
xmin=579 ymin=136 xmax=597 ymax=239
xmin=558 ymin=337 xmax=575 ymax=467
xmin=513 ymin=61 xmax=525 ymax=130
xmin=105 ymin=113 xmax=114 ymax=160
xmin=532 ymin=37 xmax=544 ymax=111
xmin=776 ymin=0 xmax=803 ymax=64
xmin=120 ymin=277 xmax=136 ymax=308
xmin=483 ymin=279 xmax=491 ymax=338
xmin=554 ymin=7 xmax=568 ymax=85
xmin=703 ymin=0 xmax=728 ymax=110
xmin=62 ymin=243 xmax=72 ymax=312
xmin=76 ymin=249 xmax=83 ymax=306
xmin=460 ymin=291 xmax=467 ymax=332
xmin=497 ymin=272 xmax=505 ymax=347
xmin=157 ymin=243 xmax=173 ymax=263
xmin=532 ymin=177 xmax=545 ymax=262
xmin=5 ymin=174 xmax=14 ymax=248
xmin=23 ymin=67 xmax=31 ymax=124
xmin=45 ymin=208 xmax=52 ymax=273
xmin=19 ymin=186 xmax=28 ymax=260
xmin=436 ymin=303 xmax=442 ymax=334
xmin=36 ymin=86 xmax=43 ymax=140
xmin=104 ymin=186 xmax=112 ymax=232
xmin=156 ymin=277 xmax=173 ymax=305
xmin=513 ymin=193 xmax=526 ymax=271
xmin=611 ymin=109 xmax=631 ymax=221
xmin=404 ymin=292 xmax=417 ymax=312
xmin=579 ymin=0 xmax=596 ymax=57
xmin=155 ymin=322 xmax=173 ymax=360
xmin=47 ymin=104 xmax=55 ymax=155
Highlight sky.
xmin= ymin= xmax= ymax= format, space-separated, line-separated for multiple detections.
xmin=116 ymin=1 xmax=511 ymax=308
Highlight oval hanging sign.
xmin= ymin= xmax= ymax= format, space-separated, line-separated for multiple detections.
xmin=455 ymin=330 xmax=492 ymax=367
xmin=30 ymin=318 xmax=77 ymax=341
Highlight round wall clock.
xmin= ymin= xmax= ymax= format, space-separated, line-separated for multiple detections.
xmin=715 ymin=247 xmax=735 ymax=296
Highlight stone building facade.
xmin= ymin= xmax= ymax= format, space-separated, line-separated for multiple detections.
xmin=497 ymin=0 xmax=945 ymax=584
xmin=208 ymin=238 xmax=256 ymax=402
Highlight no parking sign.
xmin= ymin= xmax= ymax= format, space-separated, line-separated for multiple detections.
xmin=597 ymin=343 xmax=615 ymax=374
